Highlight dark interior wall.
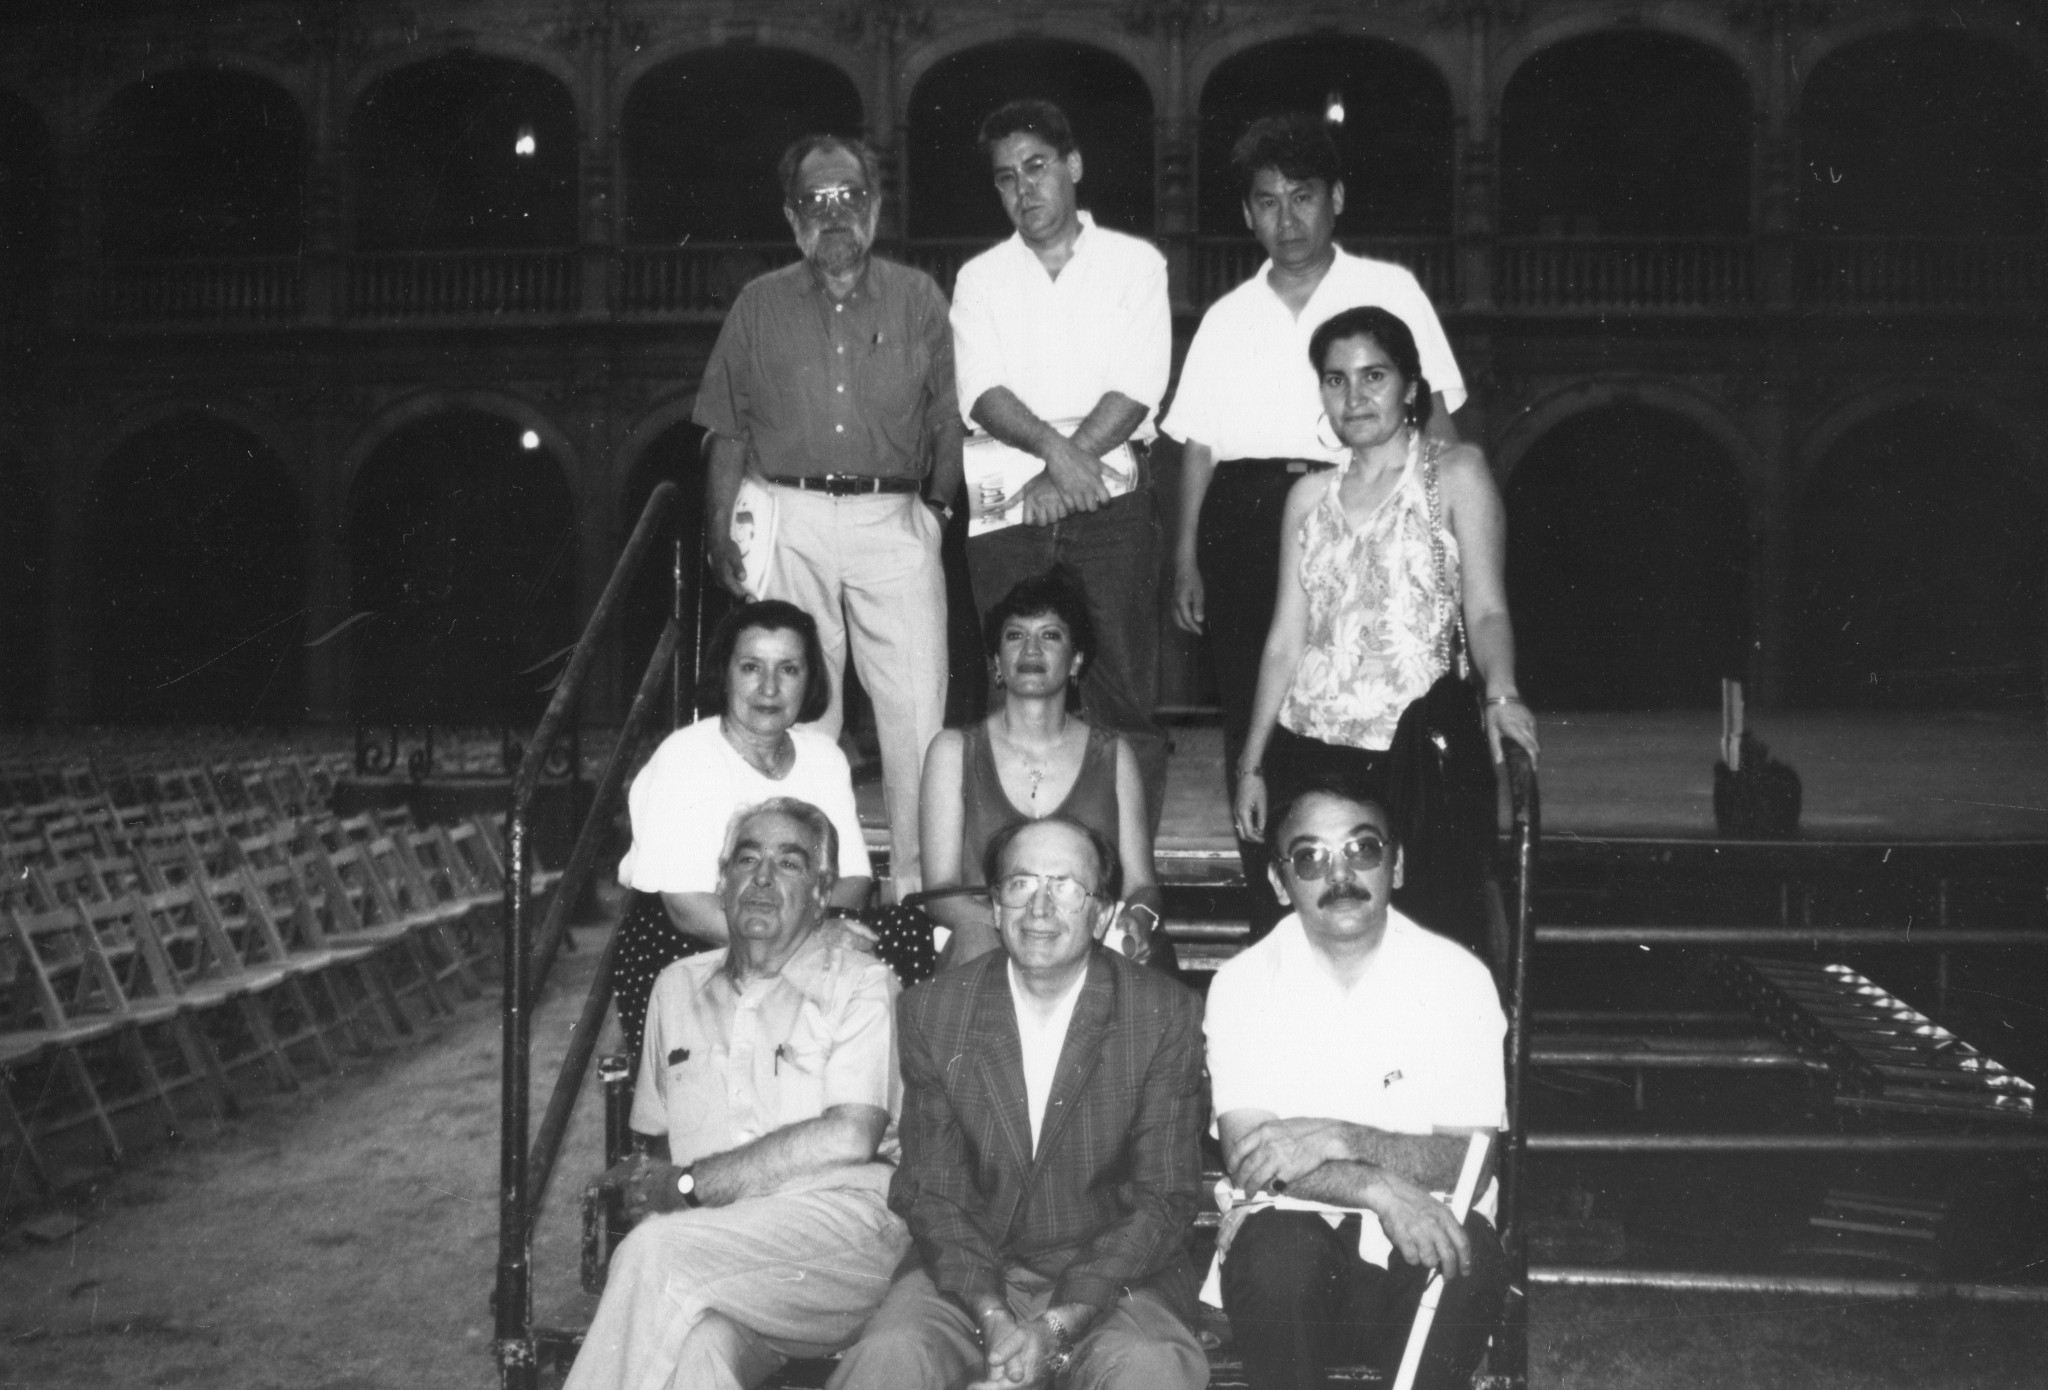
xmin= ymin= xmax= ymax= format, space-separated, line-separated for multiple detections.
xmin=1198 ymin=35 xmax=1453 ymax=235
xmin=351 ymin=53 xmax=578 ymax=252
xmin=1506 ymin=404 xmax=1751 ymax=709
xmin=0 ymin=91 xmax=53 ymax=323
xmin=91 ymin=415 xmax=307 ymax=724
xmin=623 ymin=49 xmax=863 ymax=243
xmin=1800 ymin=29 xmax=2046 ymax=236
xmin=346 ymin=411 xmax=575 ymax=727
xmin=1501 ymin=31 xmax=1751 ymax=236
xmin=94 ymin=68 xmax=305 ymax=258
xmin=0 ymin=449 xmax=48 ymax=725
xmin=1793 ymin=405 xmax=2044 ymax=710
xmin=906 ymin=39 xmax=1154 ymax=238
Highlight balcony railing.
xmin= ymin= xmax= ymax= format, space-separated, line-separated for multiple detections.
xmin=1800 ymin=236 xmax=2048 ymax=310
xmin=346 ymin=249 xmax=578 ymax=320
xmin=618 ymin=242 xmax=798 ymax=316
xmin=93 ymin=256 xmax=305 ymax=324
xmin=43 ymin=235 xmax=2048 ymax=329
xmin=1494 ymin=238 xmax=1755 ymax=312
xmin=1192 ymin=236 xmax=1455 ymax=308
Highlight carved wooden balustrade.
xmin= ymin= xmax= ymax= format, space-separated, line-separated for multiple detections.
xmin=31 ymin=236 xmax=2048 ymax=329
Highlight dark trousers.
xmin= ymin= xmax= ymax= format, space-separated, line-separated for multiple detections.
xmin=1196 ymin=460 xmax=1334 ymax=936
xmin=1222 ymin=1208 xmax=1507 ymax=1390
xmin=967 ymin=487 xmax=1168 ymax=833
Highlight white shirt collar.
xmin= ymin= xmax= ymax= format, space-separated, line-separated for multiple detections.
xmin=1007 ymin=954 xmax=1091 ymax=1152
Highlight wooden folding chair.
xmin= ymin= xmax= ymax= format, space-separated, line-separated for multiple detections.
xmin=299 ymin=845 xmax=453 ymax=1026
xmin=130 ymin=883 xmax=310 ymax=1093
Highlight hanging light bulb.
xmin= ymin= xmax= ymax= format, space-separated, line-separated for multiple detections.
xmin=1324 ymin=90 xmax=1345 ymax=126
xmin=514 ymin=124 xmax=537 ymax=158
xmin=520 ymin=430 xmax=541 ymax=450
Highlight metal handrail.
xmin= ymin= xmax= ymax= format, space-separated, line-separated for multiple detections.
xmin=1496 ymin=740 xmax=1540 ymax=1390
xmin=495 ymin=480 xmax=693 ymax=1390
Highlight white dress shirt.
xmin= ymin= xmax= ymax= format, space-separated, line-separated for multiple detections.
xmin=1007 ymin=957 xmax=1090 ymax=1154
xmin=1160 ymin=247 xmax=1466 ymax=462
xmin=1205 ymin=909 xmax=1504 ymax=1265
xmin=951 ymin=212 xmax=1171 ymax=441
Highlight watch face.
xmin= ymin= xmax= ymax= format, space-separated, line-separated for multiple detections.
xmin=676 ymin=1171 xmax=695 ymax=1196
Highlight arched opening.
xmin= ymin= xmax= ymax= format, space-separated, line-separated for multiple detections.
xmin=1801 ymin=30 xmax=2045 ymax=235
xmin=91 ymin=416 xmax=307 ymax=724
xmin=0 ymin=449 xmax=47 ymax=723
xmin=346 ymin=412 xmax=576 ymax=727
xmin=350 ymin=54 xmax=577 ymax=251
xmin=1501 ymin=33 xmax=1750 ymax=235
xmin=623 ymin=49 xmax=862 ymax=243
xmin=618 ymin=421 xmax=729 ymax=716
xmin=94 ymin=69 xmax=306 ymax=258
xmin=906 ymin=39 xmax=1154 ymax=238
xmin=1197 ymin=35 xmax=1453 ymax=235
xmin=0 ymin=92 xmax=54 ymax=324
xmin=1507 ymin=404 xmax=1750 ymax=708
xmin=1794 ymin=406 xmax=2043 ymax=710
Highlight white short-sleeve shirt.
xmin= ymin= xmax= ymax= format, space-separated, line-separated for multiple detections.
xmin=633 ymin=929 xmax=901 ymax=1196
xmin=617 ymin=716 xmax=873 ymax=893
xmin=1160 ymin=248 xmax=1466 ymax=462
xmin=950 ymin=212 xmax=1172 ymax=440
xmin=1205 ymin=909 xmax=1505 ymax=1254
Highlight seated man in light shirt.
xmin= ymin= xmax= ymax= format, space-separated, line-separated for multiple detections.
xmin=1204 ymin=778 xmax=1506 ymax=1390
xmin=565 ymin=798 xmax=908 ymax=1390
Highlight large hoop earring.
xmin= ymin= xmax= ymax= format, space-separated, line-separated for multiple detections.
xmin=1315 ymin=410 xmax=1343 ymax=453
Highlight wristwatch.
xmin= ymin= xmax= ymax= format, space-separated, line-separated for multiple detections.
xmin=674 ymin=1166 xmax=702 ymax=1208
xmin=1042 ymin=1308 xmax=1076 ymax=1375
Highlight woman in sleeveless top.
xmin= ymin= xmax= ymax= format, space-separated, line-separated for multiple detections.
xmin=1234 ymin=307 xmax=1538 ymax=945
xmin=912 ymin=568 xmax=1167 ymax=970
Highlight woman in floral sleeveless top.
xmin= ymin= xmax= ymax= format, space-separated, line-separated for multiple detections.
xmin=1233 ymin=307 xmax=1538 ymax=942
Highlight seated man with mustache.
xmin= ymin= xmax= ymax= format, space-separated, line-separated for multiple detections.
xmin=1204 ymin=777 xmax=1506 ymax=1390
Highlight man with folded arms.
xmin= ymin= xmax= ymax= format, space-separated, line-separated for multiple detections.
xmin=566 ymin=798 xmax=907 ymax=1390
xmin=1205 ymin=780 xmax=1505 ymax=1390
xmin=697 ymin=134 xmax=963 ymax=897
xmin=833 ymin=815 xmax=1208 ymax=1389
xmin=949 ymin=98 xmax=1173 ymax=823
xmin=1162 ymin=112 xmax=1467 ymax=934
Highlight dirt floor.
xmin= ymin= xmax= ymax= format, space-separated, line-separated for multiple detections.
xmin=8 ymin=914 xmax=2046 ymax=1389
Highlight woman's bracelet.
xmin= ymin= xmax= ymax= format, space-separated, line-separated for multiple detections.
xmin=1485 ymin=694 xmax=1524 ymax=708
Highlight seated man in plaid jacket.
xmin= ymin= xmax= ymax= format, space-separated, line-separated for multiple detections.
xmin=832 ymin=815 xmax=1209 ymax=1389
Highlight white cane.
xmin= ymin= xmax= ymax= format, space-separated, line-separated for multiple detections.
xmin=1390 ymin=1130 xmax=1493 ymax=1390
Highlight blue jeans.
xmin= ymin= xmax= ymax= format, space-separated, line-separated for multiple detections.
xmin=965 ymin=487 xmax=1167 ymax=832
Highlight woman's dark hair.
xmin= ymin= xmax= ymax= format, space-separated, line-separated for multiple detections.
xmin=1231 ymin=112 xmax=1344 ymax=203
xmin=983 ymin=567 xmax=1099 ymax=676
xmin=983 ymin=813 xmax=1124 ymax=905
xmin=699 ymin=599 xmax=832 ymax=723
xmin=1308 ymin=305 xmax=1435 ymax=432
xmin=980 ymin=99 xmax=1076 ymax=157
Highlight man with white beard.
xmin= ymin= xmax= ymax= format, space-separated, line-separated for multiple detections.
xmin=696 ymin=134 xmax=963 ymax=899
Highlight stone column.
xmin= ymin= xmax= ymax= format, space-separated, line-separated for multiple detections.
xmin=303 ymin=21 xmax=344 ymax=326
xmin=1453 ymin=4 xmax=1497 ymax=312
xmin=1749 ymin=383 xmax=1797 ymax=707
xmin=578 ymin=19 xmax=616 ymax=320
xmin=301 ymin=405 xmax=350 ymax=726
xmin=1154 ymin=12 xmax=1196 ymax=314
xmin=1754 ymin=2 xmax=1796 ymax=311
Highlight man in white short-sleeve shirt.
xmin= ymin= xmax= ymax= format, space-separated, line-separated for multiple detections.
xmin=950 ymin=98 xmax=1174 ymax=824
xmin=1161 ymin=111 xmax=1468 ymax=935
xmin=566 ymin=799 xmax=909 ymax=1390
xmin=1205 ymin=783 xmax=1506 ymax=1390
